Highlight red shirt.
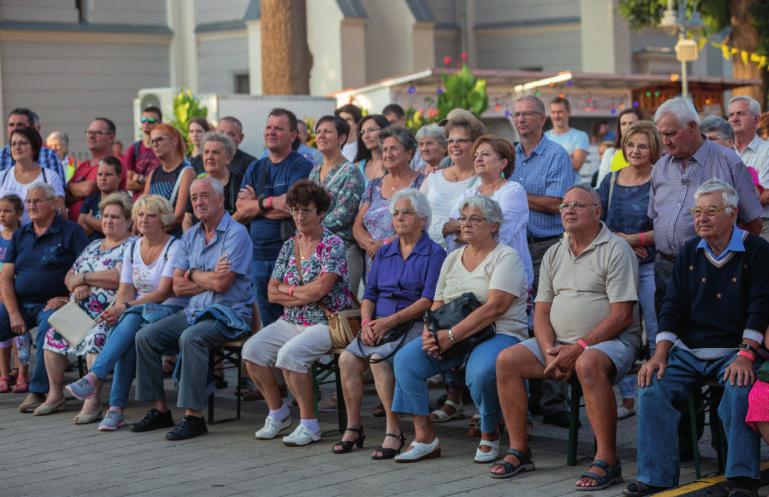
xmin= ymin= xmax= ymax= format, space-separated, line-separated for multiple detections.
xmin=124 ymin=140 xmax=159 ymax=200
xmin=67 ymin=161 xmax=98 ymax=221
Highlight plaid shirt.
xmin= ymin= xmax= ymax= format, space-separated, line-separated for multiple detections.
xmin=0 ymin=145 xmax=65 ymax=183
xmin=735 ymin=135 xmax=769 ymax=218
xmin=649 ymin=139 xmax=763 ymax=256
xmin=512 ymin=135 xmax=577 ymax=238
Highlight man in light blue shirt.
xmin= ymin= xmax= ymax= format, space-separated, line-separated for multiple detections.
xmin=545 ymin=97 xmax=590 ymax=174
xmin=133 ymin=176 xmax=254 ymax=441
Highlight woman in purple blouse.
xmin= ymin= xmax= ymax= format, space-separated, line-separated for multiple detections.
xmin=334 ymin=188 xmax=446 ymax=459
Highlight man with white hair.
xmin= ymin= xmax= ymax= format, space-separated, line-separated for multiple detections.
xmin=650 ymin=96 xmax=763 ymax=310
xmin=131 ymin=177 xmax=254 ymax=441
xmin=728 ymin=96 xmax=769 ymax=240
xmin=626 ymin=178 xmax=769 ymax=497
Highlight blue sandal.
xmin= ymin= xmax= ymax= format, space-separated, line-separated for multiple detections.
xmin=489 ymin=448 xmax=535 ymax=479
xmin=576 ymin=459 xmax=623 ymax=491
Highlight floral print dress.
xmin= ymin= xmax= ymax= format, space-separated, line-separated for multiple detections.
xmin=44 ymin=237 xmax=133 ymax=359
xmin=309 ymin=161 xmax=364 ymax=244
xmin=271 ymin=228 xmax=352 ymax=327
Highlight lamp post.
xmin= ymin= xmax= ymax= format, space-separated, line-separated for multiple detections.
xmin=659 ymin=0 xmax=704 ymax=99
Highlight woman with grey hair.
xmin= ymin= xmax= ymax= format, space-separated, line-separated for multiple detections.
xmin=182 ymin=131 xmax=241 ymax=231
xmin=334 ymin=188 xmax=446 ymax=458
xmin=46 ymin=131 xmax=78 ymax=182
xmin=353 ymin=126 xmax=424 ymax=274
xmin=392 ymin=195 xmax=530 ymax=464
xmin=415 ymin=124 xmax=448 ymax=174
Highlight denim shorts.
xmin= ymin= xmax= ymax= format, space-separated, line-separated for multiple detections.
xmin=520 ymin=336 xmax=636 ymax=383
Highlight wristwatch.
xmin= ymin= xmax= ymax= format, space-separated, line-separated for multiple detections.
xmin=187 ymin=268 xmax=196 ymax=280
xmin=738 ymin=342 xmax=758 ymax=353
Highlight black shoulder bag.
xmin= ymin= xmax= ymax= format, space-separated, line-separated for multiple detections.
xmin=424 ymin=292 xmax=495 ymax=361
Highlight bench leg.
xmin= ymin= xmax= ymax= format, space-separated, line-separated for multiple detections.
xmin=334 ymin=355 xmax=346 ymax=433
xmin=567 ymin=382 xmax=581 ymax=466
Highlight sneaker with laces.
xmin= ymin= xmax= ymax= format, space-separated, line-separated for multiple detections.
xmin=282 ymin=424 xmax=321 ymax=446
xmin=130 ymin=408 xmax=175 ymax=432
xmin=165 ymin=415 xmax=208 ymax=441
xmin=98 ymin=408 xmax=126 ymax=431
xmin=254 ymin=415 xmax=292 ymax=440
xmin=65 ymin=374 xmax=96 ymax=400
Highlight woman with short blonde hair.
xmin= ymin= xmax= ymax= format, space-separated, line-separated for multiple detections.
xmin=64 ymin=194 xmax=188 ymax=431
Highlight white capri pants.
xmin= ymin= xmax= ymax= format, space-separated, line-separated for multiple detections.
xmin=242 ymin=318 xmax=332 ymax=373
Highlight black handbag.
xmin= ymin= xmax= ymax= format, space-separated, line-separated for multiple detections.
xmin=424 ymin=292 xmax=495 ymax=361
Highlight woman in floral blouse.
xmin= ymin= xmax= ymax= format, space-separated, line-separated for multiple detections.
xmin=309 ymin=115 xmax=365 ymax=294
xmin=37 ymin=193 xmax=133 ymax=419
xmin=242 ymin=180 xmax=352 ymax=447
xmin=353 ymin=126 xmax=424 ymax=277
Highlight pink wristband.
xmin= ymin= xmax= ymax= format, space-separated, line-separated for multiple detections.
xmin=639 ymin=232 xmax=646 ymax=246
xmin=265 ymin=196 xmax=273 ymax=209
xmin=738 ymin=349 xmax=756 ymax=362
xmin=361 ymin=319 xmax=371 ymax=327
xmin=288 ymin=286 xmax=295 ymax=297
xmin=577 ymin=339 xmax=589 ymax=350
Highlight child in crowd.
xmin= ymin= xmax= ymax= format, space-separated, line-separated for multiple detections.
xmin=0 ymin=194 xmax=30 ymax=393
xmin=78 ymin=156 xmax=123 ymax=240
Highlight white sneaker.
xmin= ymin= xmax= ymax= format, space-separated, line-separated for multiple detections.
xmin=282 ymin=424 xmax=321 ymax=446
xmin=394 ymin=437 xmax=441 ymax=463
xmin=254 ymin=415 xmax=292 ymax=440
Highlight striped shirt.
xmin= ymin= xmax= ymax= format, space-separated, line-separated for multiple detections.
xmin=735 ymin=135 xmax=769 ymax=218
xmin=0 ymin=145 xmax=65 ymax=183
xmin=648 ymin=139 xmax=763 ymax=256
xmin=512 ymin=136 xmax=577 ymax=238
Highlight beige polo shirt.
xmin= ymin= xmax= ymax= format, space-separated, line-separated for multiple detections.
xmin=535 ymin=222 xmax=641 ymax=349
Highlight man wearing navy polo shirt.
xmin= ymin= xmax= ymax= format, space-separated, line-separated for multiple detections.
xmin=0 ymin=184 xmax=88 ymax=413
xmin=509 ymin=95 xmax=577 ymax=428
xmin=236 ymin=108 xmax=313 ymax=328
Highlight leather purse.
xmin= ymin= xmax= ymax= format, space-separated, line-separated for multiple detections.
xmin=48 ymin=301 xmax=95 ymax=347
xmin=424 ymin=292 xmax=495 ymax=361
xmin=293 ymin=241 xmax=360 ymax=349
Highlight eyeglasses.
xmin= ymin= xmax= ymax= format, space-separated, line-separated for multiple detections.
xmin=150 ymin=136 xmax=168 ymax=146
xmin=289 ymin=207 xmax=317 ymax=216
xmin=140 ymin=117 xmax=159 ymax=124
xmin=512 ymin=111 xmax=544 ymax=120
xmin=458 ymin=215 xmax=487 ymax=224
xmin=84 ymin=130 xmax=109 ymax=137
xmin=689 ymin=206 xmax=728 ymax=217
xmin=392 ymin=208 xmax=416 ymax=217
xmin=447 ymin=138 xmax=473 ymax=146
xmin=558 ymin=201 xmax=598 ymax=211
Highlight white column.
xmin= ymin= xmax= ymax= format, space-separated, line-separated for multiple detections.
xmin=246 ymin=19 xmax=262 ymax=95
xmin=167 ymin=0 xmax=198 ymax=92
xmin=579 ymin=0 xmax=631 ymax=73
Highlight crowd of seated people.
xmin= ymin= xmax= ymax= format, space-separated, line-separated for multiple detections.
xmin=0 ymin=97 xmax=768 ymax=497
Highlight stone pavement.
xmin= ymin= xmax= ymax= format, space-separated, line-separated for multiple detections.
xmin=0 ymin=369 xmax=764 ymax=497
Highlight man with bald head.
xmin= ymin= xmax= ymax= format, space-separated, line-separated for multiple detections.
xmin=132 ymin=177 xmax=254 ymax=441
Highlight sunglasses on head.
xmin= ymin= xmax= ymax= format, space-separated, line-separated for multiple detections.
xmin=140 ymin=117 xmax=158 ymax=124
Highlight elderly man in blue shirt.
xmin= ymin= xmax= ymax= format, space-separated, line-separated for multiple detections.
xmin=509 ymin=94 xmax=577 ymax=427
xmin=131 ymin=176 xmax=254 ymax=441
xmin=4 ymin=184 xmax=88 ymax=413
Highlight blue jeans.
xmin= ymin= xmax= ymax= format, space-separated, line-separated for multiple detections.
xmin=393 ymin=334 xmax=520 ymax=433
xmin=0 ymin=302 xmax=57 ymax=394
xmin=619 ymin=262 xmax=658 ymax=399
xmin=252 ymin=258 xmax=282 ymax=328
xmin=89 ymin=312 xmax=146 ymax=408
xmin=636 ymin=347 xmax=761 ymax=487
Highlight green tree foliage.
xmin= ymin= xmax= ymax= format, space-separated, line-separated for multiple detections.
xmin=171 ymin=89 xmax=208 ymax=154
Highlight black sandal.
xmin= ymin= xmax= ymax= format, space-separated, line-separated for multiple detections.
xmin=371 ymin=432 xmax=405 ymax=460
xmin=331 ymin=427 xmax=365 ymax=454
xmin=489 ymin=448 xmax=535 ymax=479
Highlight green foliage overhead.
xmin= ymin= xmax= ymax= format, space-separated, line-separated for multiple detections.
xmin=437 ymin=64 xmax=488 ymax=121
xmin=618 ymin=0 xmax=729 ymax=34
xmin=171 ymin=89 xmax=208 ymax=154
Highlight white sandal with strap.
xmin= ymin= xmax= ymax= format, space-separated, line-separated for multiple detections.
xmin=474 ymin=438 xmax=500 ymax=463
xmin=430 ymin=399 xmax=464 ymax=423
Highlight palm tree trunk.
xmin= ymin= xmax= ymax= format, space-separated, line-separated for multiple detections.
xmin=260 ymin=0 xmax=313 ymax=95
xmin=729 ymin=0 xmax=766 ymax=104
